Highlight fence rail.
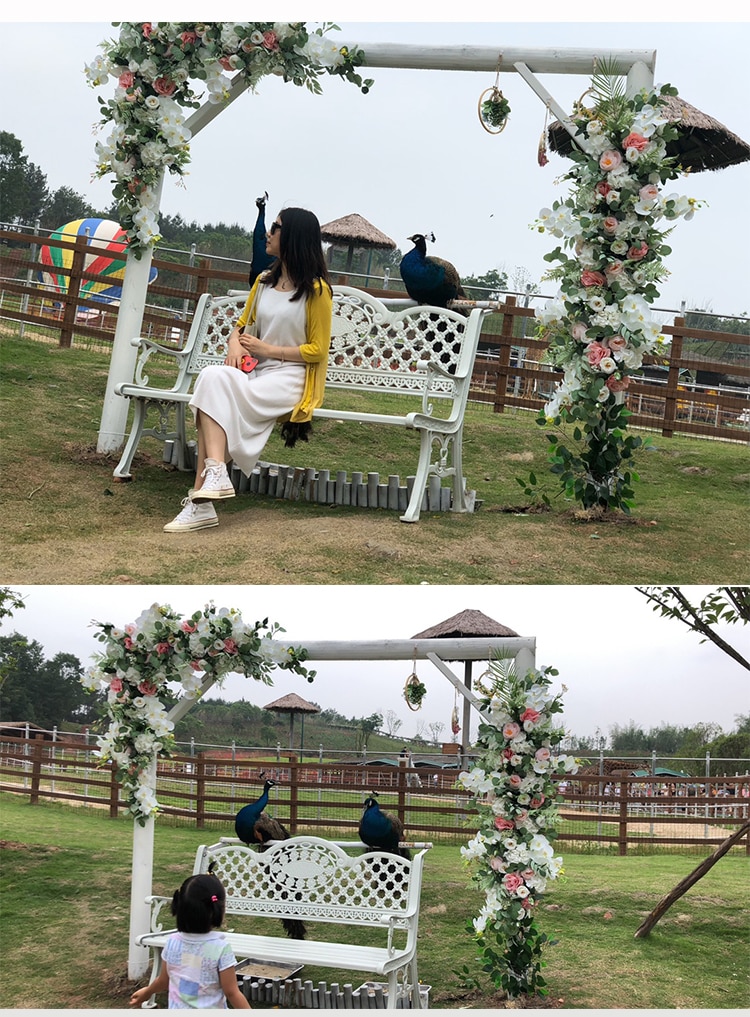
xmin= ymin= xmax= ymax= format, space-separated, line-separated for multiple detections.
xmin=1 ymin=227 xmax=748 ymax=442
xmin=2 ymin=735 xmax=748 ymax=855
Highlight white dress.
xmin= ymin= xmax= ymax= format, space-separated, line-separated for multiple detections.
xmin=189 ymin=286 xmax=307 ymax=476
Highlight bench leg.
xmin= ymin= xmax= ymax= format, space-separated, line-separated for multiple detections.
xmin=139 ymin=946 xmax=162 ymax=1009
xmin=448 ymin=426 xmax=473 ymax=514
xmin=399 ymin=429 xmax=434 ymax=523
xmin=113 ymin=399 xmax=147 ymax=479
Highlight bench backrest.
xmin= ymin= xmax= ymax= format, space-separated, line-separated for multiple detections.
xmin=194 ymin=836 xmax=427 ymax=930
xmin=182 ymin=286 xmax=484 ymax=398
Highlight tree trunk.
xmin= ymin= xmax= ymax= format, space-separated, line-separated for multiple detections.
xmin=634 ymin=820 xmax=750 ymax=938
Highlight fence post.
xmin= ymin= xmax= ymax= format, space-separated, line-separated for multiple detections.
xmin=396 ymin=758 xmax=407 ymax=830
xmin=288 ymin=755 xmax=299 ymax=834
xmin=492 ymin=296 xmax=516 ymax=414
xmin=110 ymin=761 xmax=120 ymax=817
xmin=59 ymin=234 xmax=88 ymax=349
xmin=662 ymin=317 xmax=685 ymax=437
xmin=618 ymin=780 xmax=628 ymax=855
xmin=196 ymin=757 xmax=206 ymax=829
xmin=28 ymin=737 xmax=45 ymax=805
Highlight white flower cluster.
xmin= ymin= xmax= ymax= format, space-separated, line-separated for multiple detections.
xmin=533 ymin=83 xmax=700 ymax=420
xmin=82 ymin=601 xmax=310 ymax=823
xmin=458 ymin=665 xmax=577 ymax=946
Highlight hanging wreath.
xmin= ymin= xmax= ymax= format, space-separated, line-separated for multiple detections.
xmin=404 ymin=672 xmax=427 ymax=711
xmin=478 ymin=85 xmax=511 ymax=133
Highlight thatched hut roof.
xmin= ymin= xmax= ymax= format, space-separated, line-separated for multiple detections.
xmin=411 ymin=609 xmax=519 ymax=639
xmin=264 ymin=693 xmax=320 ymax=714
xmin=548 ymin=94 xmax=750 ymax=172
xmin=320 ymin=213 xmax=396 ymax=249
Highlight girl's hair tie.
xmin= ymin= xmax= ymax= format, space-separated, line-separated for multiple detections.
xmin=211 ymin=895 xmax=218 ymax=902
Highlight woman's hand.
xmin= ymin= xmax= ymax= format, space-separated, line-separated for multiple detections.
xmin=239 ymin=334 xmax=268 ymax=358
xmin=225 ymin=329 xmax=248 ymax=369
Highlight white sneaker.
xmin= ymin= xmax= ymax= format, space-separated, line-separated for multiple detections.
xmin=190 ymin=458 xmax=235 ymax=501
xmin=163 ymin=497 xmax=219 ymax=532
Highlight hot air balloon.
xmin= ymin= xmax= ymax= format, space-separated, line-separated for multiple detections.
xmin=37 ymin=218 xmax=157 ymax=311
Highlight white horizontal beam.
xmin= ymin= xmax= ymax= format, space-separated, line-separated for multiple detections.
xmin=280 ymin=636 xmax=535 ymax=661
xmin=341 ymin=42 xmax=656 ymax=76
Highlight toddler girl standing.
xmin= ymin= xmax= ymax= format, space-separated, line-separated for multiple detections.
xmin=129 ymin=873 xmax=250 ymax=1009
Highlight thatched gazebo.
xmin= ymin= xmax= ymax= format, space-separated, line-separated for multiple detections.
xmin=320 ymin=213 xmax=396 ymax=281
xmin=547 ymin=94 xmax=750 ymax=171
xmin=264 ymin=692 xmax=320 ymax=754
xmin=411 ymin=609 xmax=520 ymax=765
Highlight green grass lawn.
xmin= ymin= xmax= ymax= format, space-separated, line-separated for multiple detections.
xmin=1 ymin=333 xmax=748 ymax=583
xmin=1 ymin=794 xmax=748 ymax=1009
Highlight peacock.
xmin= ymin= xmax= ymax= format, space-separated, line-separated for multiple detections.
xmin=399 ymin=232 xmax=466 ymax=308
xmin=234 ymin=775 xmax=306 ymax=939
xmin=358 ymin=794 xmax=411 ymax=859
xmin=248 ymin=191 xmax=276 ymax=286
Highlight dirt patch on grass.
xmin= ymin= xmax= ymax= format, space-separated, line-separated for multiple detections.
xmin=0 ymin=839 xmax=61 ymax=852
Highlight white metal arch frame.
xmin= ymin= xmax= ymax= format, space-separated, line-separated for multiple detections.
xmin=97 ymin=39 xmax=655 ymax=454
xmin=127 ymin=634 xmax=536 ymax=977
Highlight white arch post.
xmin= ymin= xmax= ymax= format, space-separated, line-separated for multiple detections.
xmin=97 ymin=40 xmax=655 ymax=454
xmin=127 ymin=633 xmax=535 ymax=977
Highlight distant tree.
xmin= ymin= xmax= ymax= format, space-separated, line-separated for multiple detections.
xmin=0 ymin=131 xmax=48 ymax=224
xmin=635 ymin=586 xmax=750 ymax=671
xmin=427 ymin=721 xmax=445 ymax=745
xmin=357 ymin=712 xmax=383 ymax=751
xmin=383 ymin=709 xmax=403 ymax=738
xmin=609 ymin=720 xmax=649 ymax=753
xmin=0 ymin=634 xmax=95 ymax=729
xmin=41 ymin=186 xmax=100 ymax=230
xmin=460 ymin=267 xmax=509 ymax=301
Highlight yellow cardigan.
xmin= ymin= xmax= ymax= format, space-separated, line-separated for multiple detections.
xmin=236 ymin=275 xmax=333 ymax=423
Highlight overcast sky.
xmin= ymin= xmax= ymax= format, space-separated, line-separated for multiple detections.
xmin=5 ymin=585 xmax=748 ymax=750
xmin=2 ymin=15 xmax=749 ymax=318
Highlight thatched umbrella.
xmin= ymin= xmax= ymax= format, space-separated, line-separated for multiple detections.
xmin=411 ymin=610 xmax=520 ymax=764
xmin=320 ymin=213 xmax=396 ymax=278
xmin=548 ymin=94 xmax=750 ymax=172
xmin=264 ymin=692 xmax=320 ymax=755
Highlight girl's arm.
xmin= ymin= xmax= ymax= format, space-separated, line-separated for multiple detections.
xmin=129 ymin=961 xmax=170 ymax=1007
xmin=220 ymin=965 xmax=252 ymax=1008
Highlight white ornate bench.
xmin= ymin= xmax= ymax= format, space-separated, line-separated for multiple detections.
xmin=113 ymin=286 xmax=488 ymax=522
xmin=135 ymin=836 xmax=431 ymax=1009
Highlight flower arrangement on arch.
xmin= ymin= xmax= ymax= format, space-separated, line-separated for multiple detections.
xmin=80 ymin=601 xmax=315 ymax=824
xmin=85 ymin=22 xmax=373 ymax=255
xmin=457 ymin=660 xmax=578 ymax=998
xmin=527 ymin=70 xmax=703 ymax=512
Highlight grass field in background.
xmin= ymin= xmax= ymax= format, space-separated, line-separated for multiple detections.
xmin=1 ymin=794 xmax=748 ymax=1009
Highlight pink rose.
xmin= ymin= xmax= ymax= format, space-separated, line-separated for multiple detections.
xmin=509 ymin=774 xmax=523 ymax=789
xmin=262 ymin=30 xmax=280 ymax=50
xmin=606 ymin=375 xmax=630 ymax=392
xmin=489 ymin=856 xmax=505 ymax=872
xmin=530 ymin=795 xmax=545 ymax=809
xmin=502 ymin=722 xmax=521 ymax=740
xmin=571 ymin=322 xmax=588 ymax=342
xmin=223 ymin=638 xmax=238 ymax=654
xmin=623 ymin=132 xmax=649 ymax=152
xmin=110 ymin=677 xmax=123 ymax=693
xmin=124 ymin=636 xmax=135 ymax=650
xmin=502 ymin=748 xmax=514 ymax=760
xmin=118 ymin=71 xmax=135 ymax=89
xmin=494 ymin=817 xmax=515 ymax=831
xmin=520 ymin=707 xmax=541 ymax=724
xmin=219 ymin=56 xmax=234 ymax=71
xmin=628 ymin=242 xmax=649 ymax=261
xmin=503 ymin=872 xmax=525 ymax=893
xmin=155 ymin=641 xmax=172 ymax=655
xmin=639 ymin=183 xmax=659 ymax=202
xmin=138 ymin=680 xmax=158 ymax=696
xmin=190 ymin=661 xmax=203 ymax=671
xmin=599 ymin=149 xmax=622 ymax=172
xmin=181 ymin=621 xmax=197 ymax=633
xmin=607 ymin=334 xmax=627 ymax=352
xmin=153 ymin=76 xmax=176 ymax=97
xmin=595 ymin=180 xmax=611 ymax=197
xmin=142 ymin=23 xmax=153 ymax=38
xmin=585 ymin=342 xmax=607 ymax=366
xmin=180 ymin=31 xmax=198 ymax=46
xmin=602 ymin=216 xmax=620 ymax=235
xmin=535 ymin=747 xmax=552 ymax=763
xmin=581 ymin=270 xmax=605 ymax=288
xmin=604 ymin=261 xmax=625 ymax=280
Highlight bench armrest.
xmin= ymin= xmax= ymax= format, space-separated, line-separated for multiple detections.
xmin=128 ymin=337 xmax=193 ymax=390
xmin=145 ymin=894 xmax=173 ymax=934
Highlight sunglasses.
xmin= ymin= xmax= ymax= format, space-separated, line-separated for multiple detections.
xmin=269 ymin=222 xmax=282 ymax=235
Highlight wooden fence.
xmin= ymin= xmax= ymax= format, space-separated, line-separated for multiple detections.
xmin=1 ymin=227 xmax=748 ymax=443
xmin=2 ymin=734 xmax=748 ymax=855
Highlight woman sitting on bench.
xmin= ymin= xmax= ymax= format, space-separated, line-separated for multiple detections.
xmin=164 ymin=206 xmax=333 ymax=533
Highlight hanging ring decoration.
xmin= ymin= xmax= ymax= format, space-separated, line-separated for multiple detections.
xmin=474 ymin=667 xmax=497 ymax=698
xmin=403 ymin=649 xmax=427 ymax=711
xmin=478 ymin=56 xmax=510 ymax=134
xmin=538 ymin=103 xmax=550 ymax=167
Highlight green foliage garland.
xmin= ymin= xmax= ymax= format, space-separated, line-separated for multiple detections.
xmin=85 ymin=22 xmax=372 ymax=256
xmin=458 ymin=661 xmax=578 ymax=998
xmin=80 ymin=601 xmax=314 ymax=824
